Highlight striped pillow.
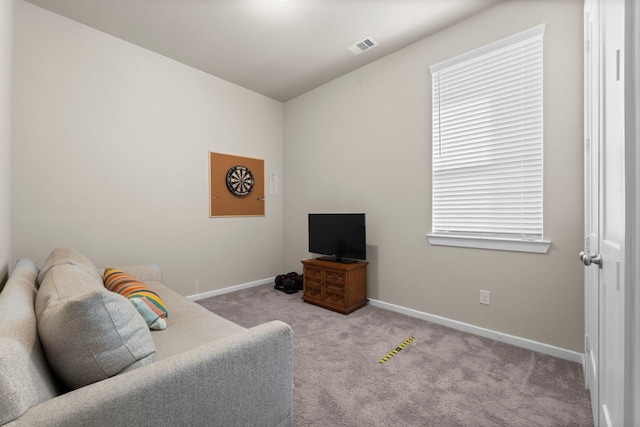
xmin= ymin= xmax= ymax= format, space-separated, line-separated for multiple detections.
xmin=103 ymin=267 xmax=168 ymax=330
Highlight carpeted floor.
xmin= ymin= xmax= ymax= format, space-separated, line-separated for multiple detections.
xmin=197 ymin=284 xmax=593 ymax=427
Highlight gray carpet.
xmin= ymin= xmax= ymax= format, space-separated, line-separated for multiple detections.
xmin=197 ymin=284 xmax=593 ymax=426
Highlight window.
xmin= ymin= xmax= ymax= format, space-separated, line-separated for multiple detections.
xmin=428 ymin=24 xmax=550 ymax=253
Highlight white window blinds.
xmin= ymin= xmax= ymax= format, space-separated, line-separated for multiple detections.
xmin=430 ymin=25 xmax=545 ymax=241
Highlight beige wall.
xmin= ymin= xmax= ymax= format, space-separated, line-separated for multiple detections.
xmin=11 ymin=1 xmax=284 ymax=296
xmin=0 ymin=0 xmax=15 ymax=282
xmin=11 ymin=0 xmax=586 ymax=352
xmin=283 ymin=0 xmax=585 ymax=351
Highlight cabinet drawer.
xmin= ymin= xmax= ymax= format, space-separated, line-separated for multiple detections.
xmin=325 ymin=280 xmax=345 ymax=293
xmin=304 ymin=265 xmax=322 ymax=279
xmin=324 ymin=269 xmax=345 ymax=284
xmin=304 ymin=277 xmax=323 ymax=300
xmin=324 ymin=288 xmax=345 ymax=307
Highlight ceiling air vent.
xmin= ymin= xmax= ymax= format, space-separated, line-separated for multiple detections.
xmin=347 ymin=37 xmax=378 ymax=56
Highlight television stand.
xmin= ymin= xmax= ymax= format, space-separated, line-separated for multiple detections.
xmin=317 ymin=255 xmax=358 ymax=264
xmin=301 ymin=258 xmax=368 ymax=314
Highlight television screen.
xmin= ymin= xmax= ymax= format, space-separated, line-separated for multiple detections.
xmin=308 ymin=213 xmax=366 ymax=263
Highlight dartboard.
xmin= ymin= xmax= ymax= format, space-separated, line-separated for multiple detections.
xmin=226 ymin=165 xmax=254 ymax=197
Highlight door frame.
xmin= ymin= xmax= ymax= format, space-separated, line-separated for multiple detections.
xmin=625 ymin=1 xmax=639 ymax=423
xmin=623 ymin=0 xmax=638 ymax=424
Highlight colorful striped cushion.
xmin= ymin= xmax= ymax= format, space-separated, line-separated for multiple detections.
xmin=103 ymin=267 xmax=168 ymax=330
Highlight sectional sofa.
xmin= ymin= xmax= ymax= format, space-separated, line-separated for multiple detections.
xmin=0 ymin=248 xmax=293 ymax=426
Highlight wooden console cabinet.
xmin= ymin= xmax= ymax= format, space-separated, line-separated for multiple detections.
xmin=301 ymin=258 xmax=368 ymax=314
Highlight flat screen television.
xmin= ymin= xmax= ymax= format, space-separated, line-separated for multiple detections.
xmin=308 ymin=213 xmax=366 ymax=263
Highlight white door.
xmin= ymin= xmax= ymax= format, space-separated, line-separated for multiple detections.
xmin=582 ymin=0 xmax=627 ymax=426
xmin=582 ymin=1 xmax=600 ymax=421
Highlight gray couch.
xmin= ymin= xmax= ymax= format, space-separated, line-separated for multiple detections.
xmin=0 ymin=248 xmax=293 ymax=426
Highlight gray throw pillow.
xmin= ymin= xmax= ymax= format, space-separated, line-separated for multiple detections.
xmin=37 ymin=246 xmax=104 ymax=286
xmin=35 ymin=264 xmax=156 ymax=389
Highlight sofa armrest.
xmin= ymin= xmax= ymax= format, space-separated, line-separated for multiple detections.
xmin=9 ymin=321 xmax=293 ymax=427
xmin=114 ymin=264 xmax=162 ymax=282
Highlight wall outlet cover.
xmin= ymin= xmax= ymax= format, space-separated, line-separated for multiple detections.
xmin=480 ymin=290 xmax=491 ymax=305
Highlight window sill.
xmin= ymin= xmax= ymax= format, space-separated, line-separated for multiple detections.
xmin=427 ymin=234 xmax=551 ymax=254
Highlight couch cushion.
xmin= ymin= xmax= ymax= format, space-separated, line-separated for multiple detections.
xmin=35 ymin=264 xmax=156 ymax=389
xmin=103 ymin=266 xmax=168 ymax=330
xmin=0 ymin=259 xmax=62 ymax=425
xmin=37 ymin=247 xmax=103 ymax=286
xmin=142 ymin=280 xmax=247 ymax=361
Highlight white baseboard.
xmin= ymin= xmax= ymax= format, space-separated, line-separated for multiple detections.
xmin=368 ymin=298 xmax=585 ymax=365
xmin=186 ymin=277 xmax=275 ymax=302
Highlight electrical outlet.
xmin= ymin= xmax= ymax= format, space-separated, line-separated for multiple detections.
xmin=480 ymin=290 xmax=490 ymax=305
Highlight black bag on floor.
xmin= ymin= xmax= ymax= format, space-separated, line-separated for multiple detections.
xmin=274 ymin=272 xmax=303 ymax=294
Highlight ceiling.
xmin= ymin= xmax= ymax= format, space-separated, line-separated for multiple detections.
xmin=24 ymin=0 xmax=503 ymax=102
